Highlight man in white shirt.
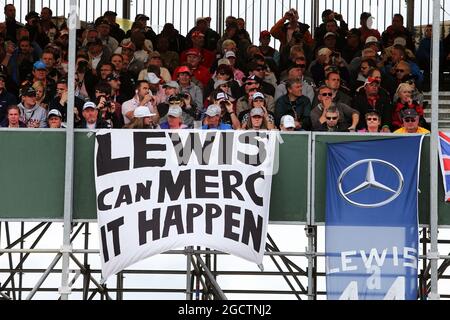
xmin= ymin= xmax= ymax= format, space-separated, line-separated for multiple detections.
xmin=121 ymin=80 xmax=158 ymax=125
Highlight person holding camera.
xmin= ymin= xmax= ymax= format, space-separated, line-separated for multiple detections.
xmin=314 ymin=9 xmax=348 ymax=48
xmin=121 ymin=80 xmax=158 ymax=126
xmin=94 ymin=81 xmax=123 ymax=128
xmin=48 ymin=78 xmax=84 ymax=127
xmin=270 ymin=8 xmax=313 ymax=54
xmin=24 ymin=11 xmax=49 ymax=50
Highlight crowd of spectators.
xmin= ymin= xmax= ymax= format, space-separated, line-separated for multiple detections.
xmin=1 ymin=4 xmax=448 ymax=134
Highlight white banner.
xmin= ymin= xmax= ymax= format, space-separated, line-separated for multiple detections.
xmin=95 ymin=130 xmax=278 ymax=281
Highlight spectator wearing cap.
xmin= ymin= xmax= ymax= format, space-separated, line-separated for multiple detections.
xmin=222 ymin=50 xmax=245 ymax=85
xmin=78 ymin=101 xmax=111 ymax=129
xmin=174 ymin=65 xmax=203 ymax=110
xmin=124 ymin=106 xmax=157 ymax=129
xmin=103 ymin=10 xmax=126 ymax=43
xmin=382 ymin=14 xmax=415 ymax=52
xmin=274 ymin=78 xmax=311 ymax=129
xmin=280 ymin=114 xmax=296 ymax=131
xmin=47 ymin=109 xmax=63 ymax=128
xmin=0 ymin=105 xmax=26 ymax=128
xmin=381 ymin=36 xmax=415 ymax=65
xmin=95 ymin=17 xmax=119 ymax=54
xmin=0 ymin=73 xmax=18 ymax=123
xmin=237 ymin=77 xmax=274 ymax=119
xmin=116 ymin=39 xmax=145 ymax=81
xmin=394 ymin=108 xmax=430 ymax=134
xmin=182 ymin=48 xmax=212 ymax=88
xmin=352 ymin=76 xmax=392 ymax=131
xmin=201 ymin=104 xmax=233 ymax=130
xmin=270 ymin=8 xmax=313 ymax=53
xmin=275 ymin=63 xmax=314 ymax=104
xmin=106 ymin=72 xmax=127 ymax=105
xmin=246 ymin=63 xmax=276 ymax=97
xmin=391 ymin=82 xmax=427 ymax=131
xmin=242 ymin=106 xmax=273 ymax=130
xmin=258 ymin=30 xmax=280 ymax=67
xmin=239 ymin=91 xmax=275 ymax=129
xmin=29 ymin=60 xmax=56 ymax=99
xmin=138 ymin=51 xmax=172 ymax=83
xmin=155 ymin=37 xmax=180 ymax=73
xmin=17 ymin=86 xmax=48 ymax=128
xmin=205 ymin=64 xmax=241 ymax=103
xmin=159 ymin=105 xmax=189 ymax=129
xmin=186 ymin=17 xmax=220 ymax=52
xmin=308 ymin=47 xmax=334 ymax=85
xmin=310 ymin=85 xmax=359 ymax=131
xmin=143 ymin=66 xmax=166 ymax=104
xmin=209 ymin=91 xmax=240 ymax=129
xmin=158 ymin=92 xmax=198 ymax=128
xmin=121 ymin=80 xmax=158 ymax=125
xmin=358 ymin=12 xmax=381 ymax=44
xmin=49 ymin=78 xmax=84 ymax=126
xmin=157 ymin=81 xmax=181 ymax=117
xmin=181 ymin=31 xmax=215 ymax=69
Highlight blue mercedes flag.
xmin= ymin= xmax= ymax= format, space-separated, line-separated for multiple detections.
xmin=326 ymin=136 xmax=424 ymax=300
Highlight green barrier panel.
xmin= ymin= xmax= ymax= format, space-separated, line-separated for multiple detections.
xmin=269 ymin=133 xmax=309 ymax=223
xmin=73 ymin=131 xmax=310 ymax=223
xmin=0 ymin=131 xmax=65 ymax=219
xmin=313 ymin=134 xmax=450 ymax=226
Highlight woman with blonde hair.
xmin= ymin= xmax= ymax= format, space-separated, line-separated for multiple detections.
xmin=124 ymin=106 xmax=159 ymax=129
xmin=32 ymin=81 xmax=47 ymax=109
xmin=392 ymin=82 xmax=427 ymax=131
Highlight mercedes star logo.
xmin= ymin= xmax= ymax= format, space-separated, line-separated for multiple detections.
xmin=337 ymin=159 xmax=404 ymax=208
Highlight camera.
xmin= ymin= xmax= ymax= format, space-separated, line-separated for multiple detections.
xmin=181 ymin=92 xmax=190 ymax=99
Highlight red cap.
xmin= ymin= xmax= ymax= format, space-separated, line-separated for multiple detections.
xmin=260 ymin=30 xmax=271 ymax=38
xmin=176 ymin=66 xmax=192 ymax=75
xmin=185 ymin=48 xmax=202 ymax=57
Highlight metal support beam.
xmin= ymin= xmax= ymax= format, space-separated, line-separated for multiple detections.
xmin=217 ymin=0 xmax=225 ymax=36
xmin=122 ymin=0 xmax=131 ymax=19
xmin=407 ymin=0 xmax=415 ymax=32
xmin=60 ymin=0 xmax=78 ymax=300
xmin=429 ymin=0 xmax=441 ymax=301
xmin=195 ymin=254 xmax=227 ymax=300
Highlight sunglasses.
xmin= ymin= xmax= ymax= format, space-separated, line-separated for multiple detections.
xmin=395 ymin=69 xmax=405 ymax=73
xmin=366 ymin=117 xmax=379 ymax=121
xmin=321 ymin=92 xmax=333 ymax=97
xmin=326 ymin=116 xmax=338 ymax=120
xmin=245 ymin=82 xmax=257 ymax=86
xmin=403 ymin=117 xmax=417 ymax=122
xmin=218 ymin=72 xmax=228 ymax=76
xmin=255 ymin=67 xmax=266 ymax=71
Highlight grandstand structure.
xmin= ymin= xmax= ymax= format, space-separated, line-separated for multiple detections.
xmin=0 ymin=0 xmax=449 ymax=300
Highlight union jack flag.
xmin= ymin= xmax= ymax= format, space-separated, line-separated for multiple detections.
xmin=438 ymin=131 xmax=450 ymax=201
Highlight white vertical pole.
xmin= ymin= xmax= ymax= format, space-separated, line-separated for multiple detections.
xmin=428 ymin=0 xmax=440 ymax=301
xmin=60 ymin=0 xmax=78 ymax=301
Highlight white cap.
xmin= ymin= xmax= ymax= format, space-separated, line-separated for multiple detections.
xmin=167 ymin=106 xmax=183 ymax=118
xmin=134 ymin=106 xmax=155 ymax=118
xmin=393 ymin=37 xmax=406 ymax=47
xmin=215 ymin=92 xmax=228 ymax=101
xmin=205 ymin=105 xmax=221 ymax=117
xmin=250 ymin=108 xmax=264 ymax=117
xmin=83 ymin=101 xmax=97 ymax=110
xmin=365 ymin=36 xmax=379 ymax=44
xmin=48 ymin=109 xmax=62 ymax=119
xmin=324 ymin=32 xmax=336 ymax=38
xmin=146 ymin=72 xmax=160 ymax=84
xmin=281 ymin=115 xmax=295 ymax=128
xmin=225 ymin=51 xmax=236 ymax=58
xmin=163 ymin=81 xmax=180 ymax=90
xmin=252 ymin=92 xmax=265 ymax=100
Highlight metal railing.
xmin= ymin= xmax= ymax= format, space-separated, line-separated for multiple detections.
xmin=1 ymin=0 xmax=448 ymax=40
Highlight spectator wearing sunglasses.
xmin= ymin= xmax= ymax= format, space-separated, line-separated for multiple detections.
xmin=311 ymin=85 xmax=359 ymax=131
xmin=394 ymin=108 xmax=430 ymax=134
xmin=318 ymin=107 xmax=347 ymax=132
xmin=246 ymin=62 xmax=275 ymax=97
xmin=236 ymin=76 xmax=274 ymax=119
xmin=391 ymin=82 xmax=427 ymax=132
xmin=358 ymin=109 xmax=382 ymax=133
xmin=204 ymin=64 xmax=241 ymax=102
xmin=382 ymin=45 xmax=423 ymax=88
